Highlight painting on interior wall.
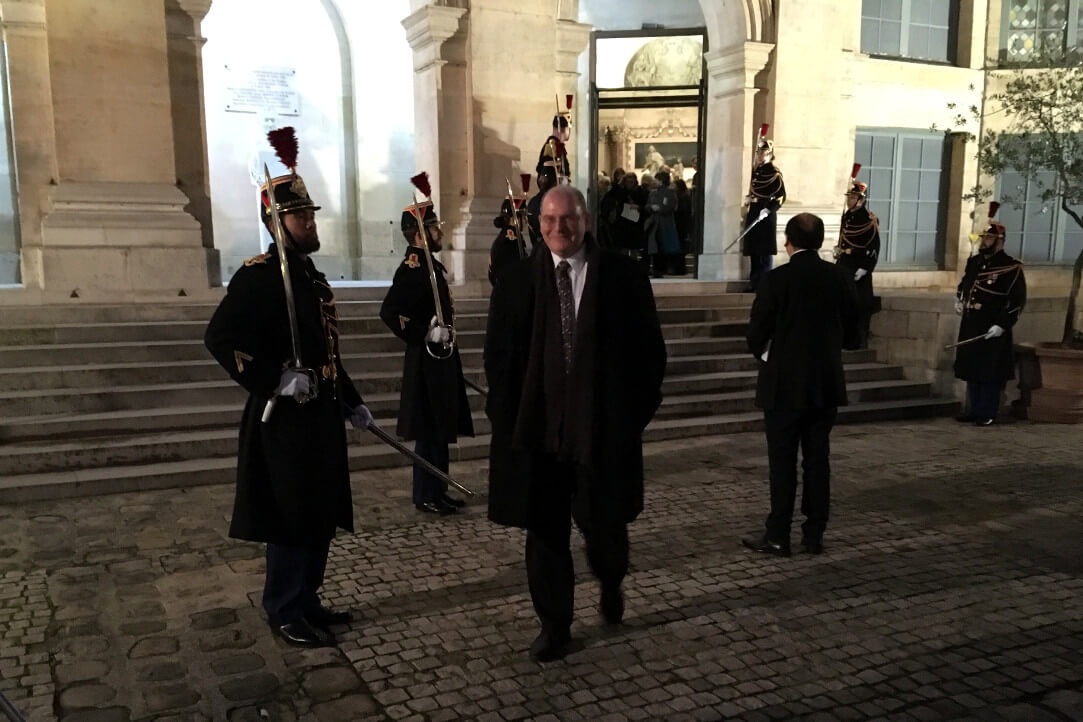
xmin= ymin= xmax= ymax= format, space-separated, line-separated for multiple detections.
xmin=634 ymin=141 xmax=698 ymax=172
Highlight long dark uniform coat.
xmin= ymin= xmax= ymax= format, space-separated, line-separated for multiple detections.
xmin=489 ymin=224 xmax=527 ymax=286
xmin=954 ymin=250 xmax=1026 ymax=383
xmin=484 ymin=244 xmax=667 ymax=529
xmin=835 ymin=205 xmax=881 ymax=312
xmin=379 ymin=246 xmax=474 ymax=443
xmin=204 ymin=245 xmax=361 ymax=545
xmin=743 ymin=162 xmax=786 ymax=257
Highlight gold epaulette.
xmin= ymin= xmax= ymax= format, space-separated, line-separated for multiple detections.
xmin=243 ymin=252 xmax=270 ymax=267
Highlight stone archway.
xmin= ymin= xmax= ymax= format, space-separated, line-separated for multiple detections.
xmin=695 ymin=0 xmax=776 ymax=280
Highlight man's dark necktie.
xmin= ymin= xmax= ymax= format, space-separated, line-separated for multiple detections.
xmin=556 ymin=260 xmax=575 ymax=373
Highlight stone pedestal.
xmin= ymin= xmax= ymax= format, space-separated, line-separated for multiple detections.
xmin=35 ymin=182 xmax=217 ymax=300
xmin=0 ymin=0 xmax=216 ymax=303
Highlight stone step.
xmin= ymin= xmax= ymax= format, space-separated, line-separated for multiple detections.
xmin=0 ymin=374 xmax=917 ymax=446
xmin=0 ymin=307 xmax=749 ymax=346
xmin=0 ymin=355 xmax=887 ymax=417
xmin=0 ymin=348 xmax=874 ymax=392
xmin=0 ymin=397 xmax=956 ymax=504
xmin=0 ymin=283 xmax=749 ymax=326
xmin=652 ymin=379 xmax=935 ymax=419
xmin=0 ymin=410 xmax=495 ymax=476
xmin=0 ymin=331 xmax=748 ymax=369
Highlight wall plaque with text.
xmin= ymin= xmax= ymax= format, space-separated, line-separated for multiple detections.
xmin=224 ymin=65 xmax=299 ymax=116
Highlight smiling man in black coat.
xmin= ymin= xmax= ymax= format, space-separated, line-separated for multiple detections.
xmin=484 ymin=184 xmax=666 ymax=662
xmin=744 ymin=213 xmax=859 ymax=557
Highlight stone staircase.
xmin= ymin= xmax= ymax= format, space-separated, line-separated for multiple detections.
xmin=0 ymin=285 xmax=956 ymax=502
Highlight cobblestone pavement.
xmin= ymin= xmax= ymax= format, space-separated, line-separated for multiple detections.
xmin=1 ymin=418 xmax=1081 ymax=721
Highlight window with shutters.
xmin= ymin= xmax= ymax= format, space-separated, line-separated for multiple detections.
xmin=860 ymin=0 xmax=958 ymax=63
xmin=854 ymin=130 xmax=949 ymax=269
xmin=996 ymin=165 xmax=1083 ymax=266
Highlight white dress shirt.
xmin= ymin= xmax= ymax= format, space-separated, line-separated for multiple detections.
xmin=551 ymin=246 xmax=588 ymax=318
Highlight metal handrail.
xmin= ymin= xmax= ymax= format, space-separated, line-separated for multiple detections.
xmin=0 ymin=691 xmax=26 ymax=722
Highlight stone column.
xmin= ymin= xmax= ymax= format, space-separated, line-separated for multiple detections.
xmin=165 ymin=0 xmax=219 ymax=277
xmin=34 ymin=0 xmax=215 ymax=301
xmin=402 ymin=3 xmax=468 ymax=280
xmin=698 ymin=41 xmax=773 ymax=281
xmin=0 ymin=0 xmax=58 ymax=298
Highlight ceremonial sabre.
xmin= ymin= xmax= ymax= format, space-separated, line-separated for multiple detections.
xmin=724 ymin=208 xmax=771 ymax=253
xmin=365 ymin=421 xmax=475 ymax=497
xmin=463 ymin=377 xmax=488 ymax=397
xmin=261 ymin=163 xmax=309 ymax=423
xmin=944 ymin=334 xmax=988 ymax=350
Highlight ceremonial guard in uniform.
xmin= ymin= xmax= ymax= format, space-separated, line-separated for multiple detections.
xmin=954 ymin=204 xmax=1026 ymax=426
xmin=489 ymin=175 xmax=531 ymax=286
xmin=743 ymin=124 xmax=786 ymax=292
xmin=205 ymin=128 xmax=371 ymax=648
xmin=527 ymin=96 xmax=574 ymax=247
xmin=380 ymin=174 xmax=474 ymax=514
xmin=834 ymin=173 xmax=881 ymax=349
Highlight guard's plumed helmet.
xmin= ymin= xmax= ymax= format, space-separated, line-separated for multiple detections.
xmin=260 ymin=127 xmax=320 ymax=225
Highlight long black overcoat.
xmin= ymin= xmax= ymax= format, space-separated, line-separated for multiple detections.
xmin=835 ymin=206 xmax=881 ymax=313
xmin=484 ymin=248 xmax=667 ymax=529
xmin=747 ymin=250 xmax=860 ymax=410
xmin=954 ymin=250 xmax=1026 ymax=383
xmin=742 ymin=162 xmax=786 ymax=257
xmin=379 ymin=246 xmax=474 ymax=443
xmin=204 ymin=245 xmax=361 ymax=545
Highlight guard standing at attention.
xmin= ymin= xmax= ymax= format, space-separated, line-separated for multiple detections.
xmin=205 ymin=127 xmax=372 ymax=649
xmin=954 ymin=203 xmax=1026 ymax=426
xmin=380 ymin=173 xmax=475 ymax=514
xmin=834 ymin=170 xmax=881 ymax=349
xmin=743 ymin=124 xmax=786 ymax=293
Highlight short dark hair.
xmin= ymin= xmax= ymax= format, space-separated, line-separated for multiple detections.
xmin=785 ymin=213 xmax=824 ymax=250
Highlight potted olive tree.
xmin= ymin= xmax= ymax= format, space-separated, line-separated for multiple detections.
xmin=942 ymin=53 xmax=1083 ymax=422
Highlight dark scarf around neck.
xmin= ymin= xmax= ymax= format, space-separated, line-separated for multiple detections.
xmin=512 ymin=238 xmax=600 ymax=465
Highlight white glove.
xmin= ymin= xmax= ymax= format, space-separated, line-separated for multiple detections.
xmin=349 ymin=404 xmax=373 ymax=430
xmin=984 ymin=325 xmax=1005 ymax=340
xmin=955 ymin=299 xmax=964 ymax=315
xmin=760 ymin=340 xmax=771 ymax=363
xmin=274 ymin=369 xmax=313 ymax=402
xmin=427 ymin=325 xmax=451 ymax=344
xmin=854 ymin=268 xmax=868 ymax=281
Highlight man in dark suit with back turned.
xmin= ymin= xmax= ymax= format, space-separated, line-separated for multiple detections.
xmin=743 ymin=213 xmax=859 ymax=556
xmin=484 ymin=184 xmax=667 ymax=662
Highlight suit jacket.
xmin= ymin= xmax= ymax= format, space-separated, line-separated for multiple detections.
xmin=204 ymin=245 xmax=360 ymax=545
xmin=747 ymin=249 xmax=860 ymax=410
xmin=484 ymin=245 xmax=667 ymax=529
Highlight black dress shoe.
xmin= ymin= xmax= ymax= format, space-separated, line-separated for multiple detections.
xmin=955 ymin=414 xmax=976 ymax=423
xmin=308 ymin=605 xmax=352 ymax=628
xmin=975 ymin=417 xmax=996 ymax=426
xmin=440 ymin=494 xmax=465 ymax=508
xmin=415 ymin=501 xmax=456 ymax=516
xmin=600 ymin=586 xmax=624 ymax=625
xmin=800 ymin=538 xmax=824 ymax=555
xmin=742 ymin=533 xmax=791 ymax=557
xmin=529 ymin=629 xmax=571 ymax=663
xmin=270 ymin=619 xmax=336 ymax=648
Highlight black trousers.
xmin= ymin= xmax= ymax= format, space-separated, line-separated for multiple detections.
xmin=967 ymin=381 xmax=1003 ymax=420
xmin=525 ymin=459 xmax=629 ymax=635
xmin=262 ymin=538 xmax=332 ymax=626
xmin=749 ymin=254 xmax=773 ymax=291
xmin=763 ymin=407 xmax=837 ymax=542
xmin=413 ymin=438 xmax=449 ymax=505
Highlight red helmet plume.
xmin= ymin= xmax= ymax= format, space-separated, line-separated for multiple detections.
xmin=410 ymin=172 xmax=432 ymax=199
xmin=267 ymin=127 xmax=299 ymax=170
